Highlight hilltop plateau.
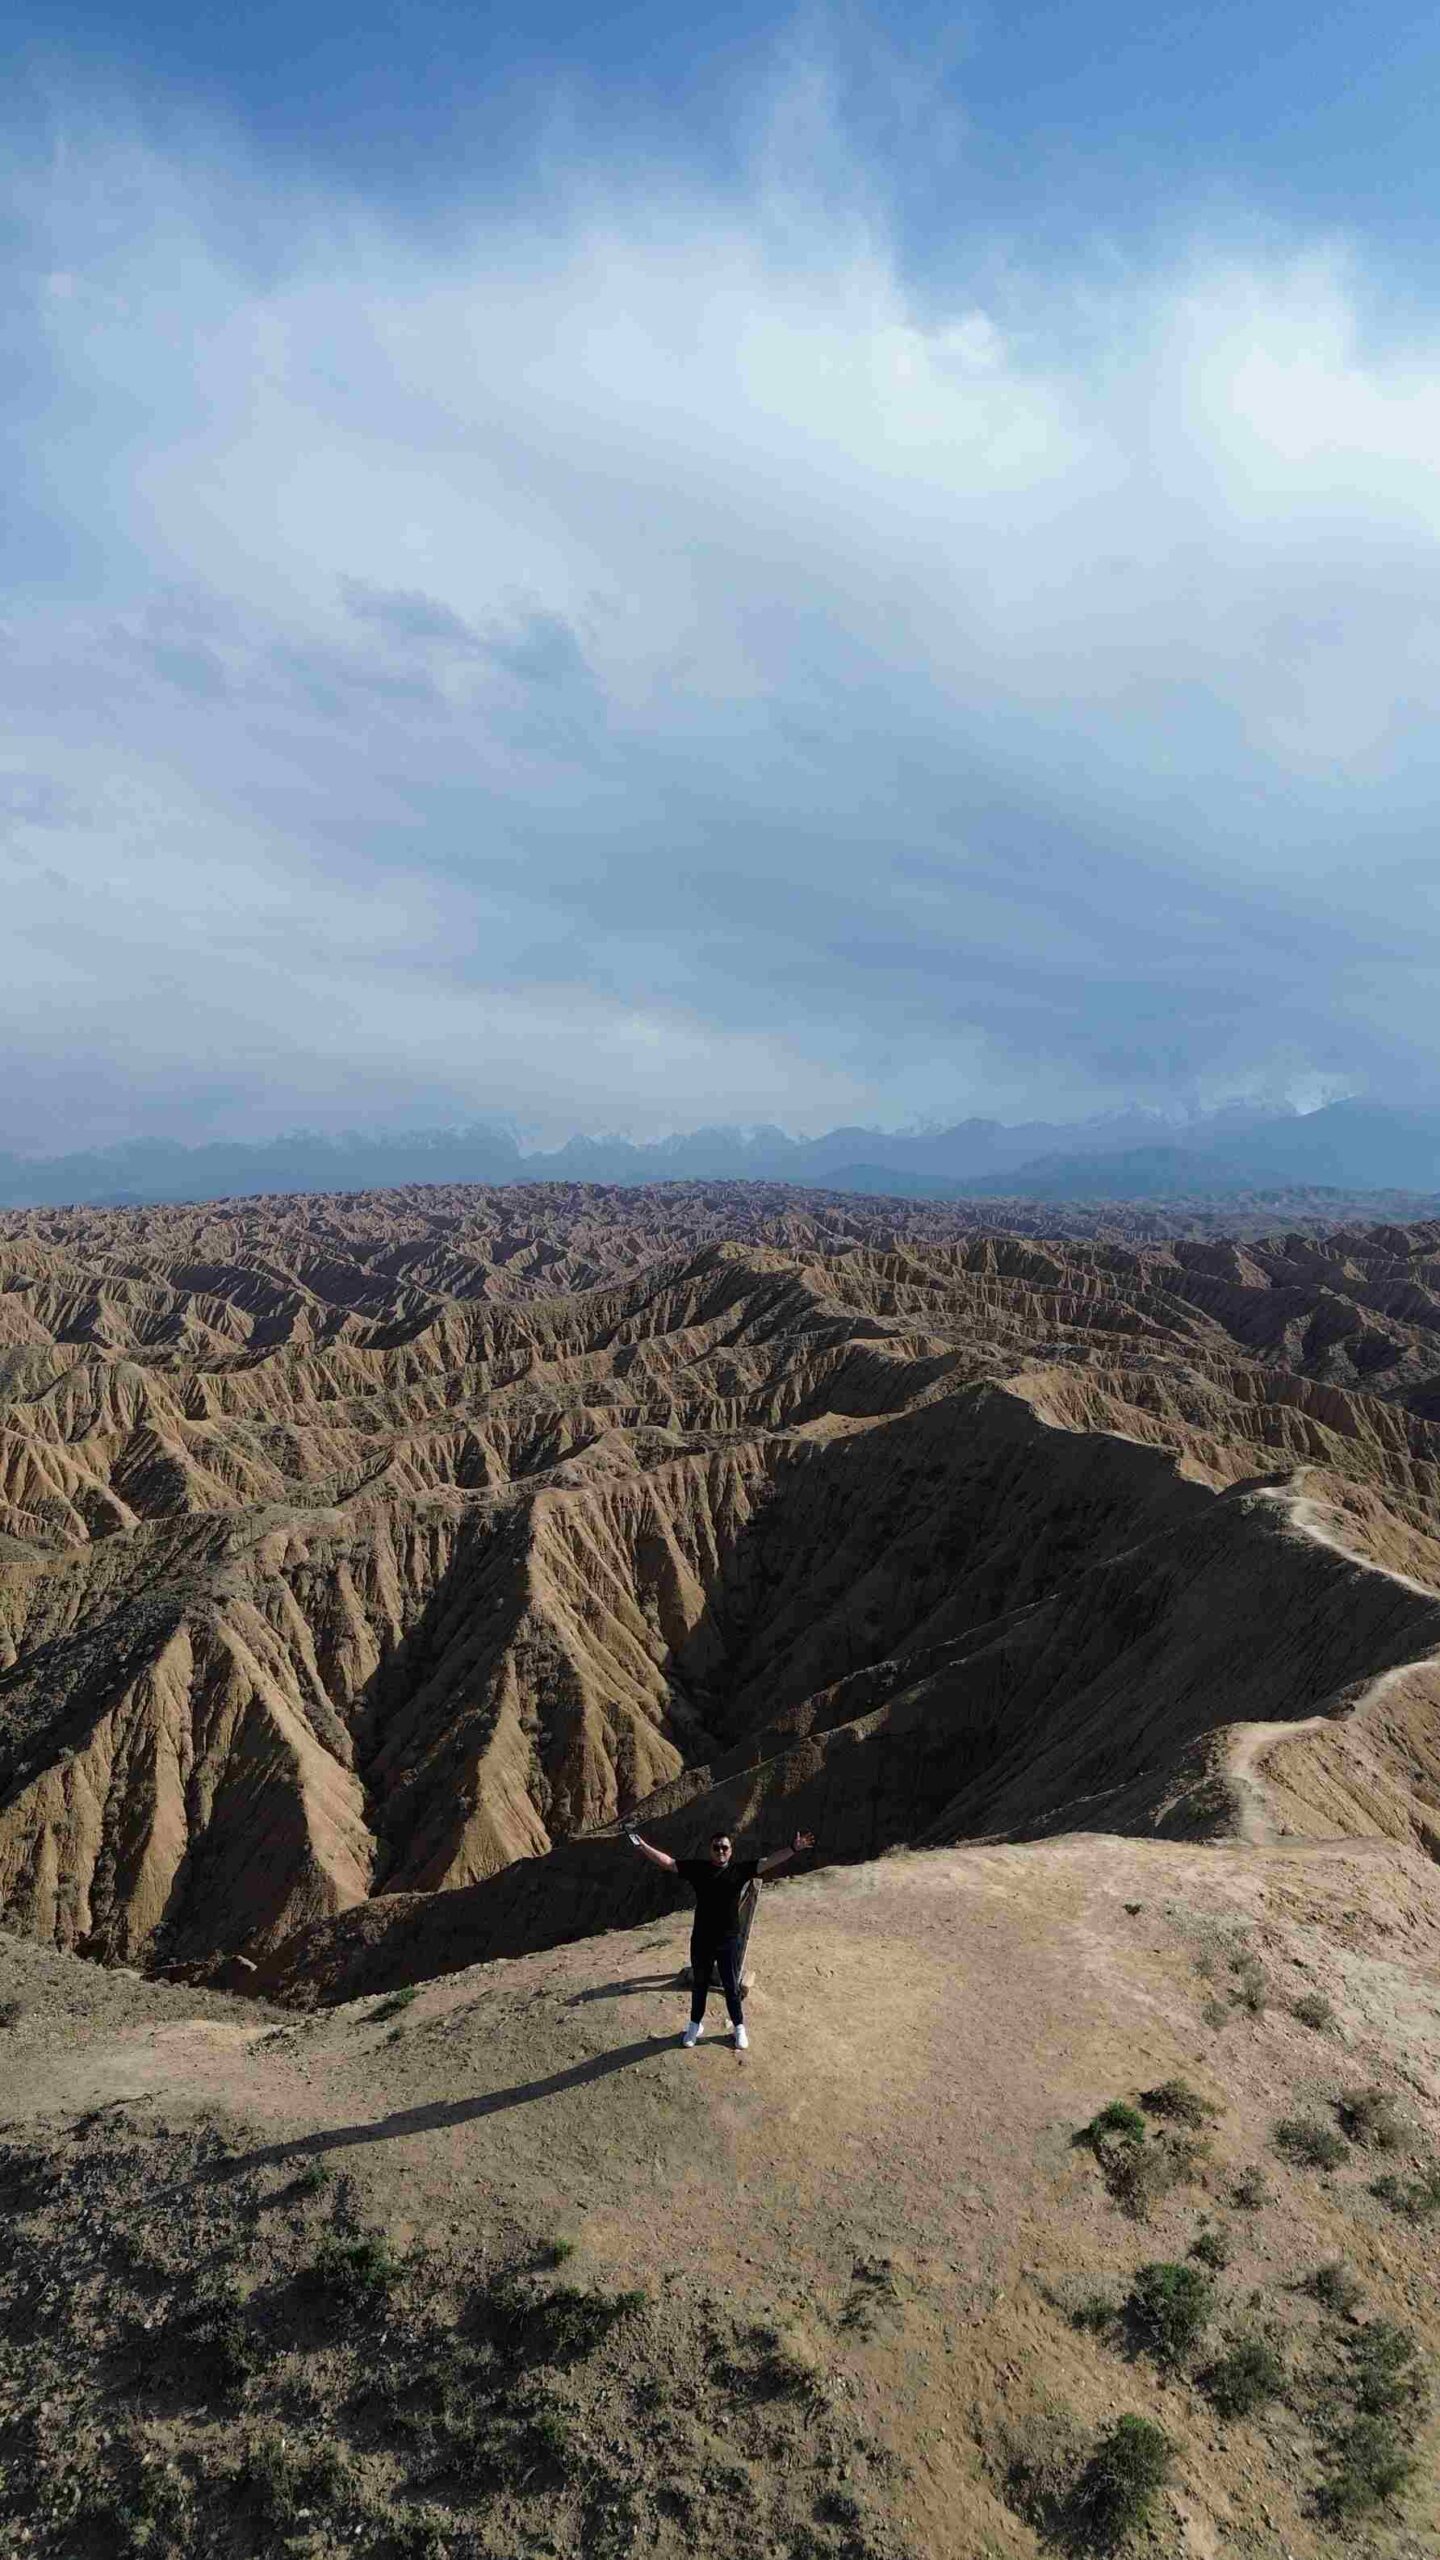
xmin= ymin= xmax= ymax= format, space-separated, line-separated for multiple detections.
xmin=1 ymin=1184 xmax=1439 ymax=1995
xmin=2 ymin=1828 xmax=1439 ymax=2556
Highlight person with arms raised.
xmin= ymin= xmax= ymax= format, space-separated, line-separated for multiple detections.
xmin=625 ymin=1824 xmax=815 ymax=2050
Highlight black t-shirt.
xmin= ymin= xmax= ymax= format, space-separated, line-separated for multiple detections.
xmin=677 ymin=1856 xmax=759 ymax=1947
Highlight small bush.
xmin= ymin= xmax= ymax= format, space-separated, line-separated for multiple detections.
xmin=388 ymin=2507 xmax=454 ymax=2558
xmin=1305 ymin=2260 xmax=1362 ymax=2315
xmin=180 ymin=2279 xmax=262 ymax=2403
xmin=236 ymin=2429 xmax=353 ymax=2534
xmin=371 ymin=1986 xmax=420 ymax=2023
xmin=1125 ymin=2262 xmax=1214 ymax=2369
xmin=1337 ymin=2087 xmax=1405 ymax=2152
xmin=290 ymin=2158 xmax=332 ymax=2198
xmin=1314 ymin=2325 xmax=1428 ymax=2523
xmin=1321 ymin=2416 xmax=1417 ymax=2520
xmin=1188 ymin=2224 xmax=1232 ymax=2271
xmin=1083 ymin=2101 xmax=1206 ymax=2221
xmin=1230 ymin=2166 xmax=1268 ymax=2211
xmin=1066 ymin=2414 xmax=1173 ymax=2549
xmin=521 ymin=2403 xmax=575 ymax=2476
xmin=1103 ymin=2143 xmax=1181 ymax=2222
xmin=543 ymin=2236 xmax=576 ymax=2266
xmin=494 ymin=2277 xmax=645 ymax=2371
xmin=1272 ymin=2115 xmax=1346 ymax=2170
xmin=1160 ymin=2129 xmax=1210 ymax=2181
xmin=126 ymin=2471 xmax=191 ymax=2555
xmin=0 ymin=1999 xmax=24 ymax=2028
xmin=304 ymin=2231 xmax=397 ymax=2312
xmin=1349 ymin=2322 xmax=1424 ymax=2419
xmin=1369 ymin=2160 xmax=1440 ymax=2222
xmin=1084 ymin=2101 xmax=1146 ymax=2147
xmin=1200 ymin=2334 xmax=1285 ymax=2419
xmin=1070 ymin=2292 xmax=1121 ymax=2337
xmin=1228 ymin=1951 xmax=1267 ymax=2014
xmin=1291 ymin=1990 xmax=1335 ymax=2032
xmin=1139 ymin=2079 xmax=1212 ymax=2129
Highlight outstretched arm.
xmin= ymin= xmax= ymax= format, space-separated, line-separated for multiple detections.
xmin=624 ymin=1826 xmax=678 ymax=1873
xmin=758 ymin=1828 xmax=815 ymax=1875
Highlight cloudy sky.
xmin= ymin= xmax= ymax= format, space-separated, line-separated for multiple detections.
xmin=4 ymin=0 xmax=1440 ymax=1152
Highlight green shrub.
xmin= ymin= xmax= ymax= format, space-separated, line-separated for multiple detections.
xmin=1337 ymin=2087 xmax=1405 ymax=2152
xmin=495 ymin=2277 xmax=644 ymax=2371
xmin=521 ymin=2404 xmax=575 ymax=2476
xmin=1370 ymin=2160 xmax=1440 ymax=2221
xmin=1103 ymin=2143 xmax=1181 ymax=2222
xmin=1139 ymin=2080 xmax=1212 ymax=2128
xmin=1291 ymin=1990 xmax=1335 ymax=2032
xmin=1305 ymin=2261 xmax=1362 ymax=2315
xmin=371 ymin=1986 xmax=420 ymax=2023
xmin=1070 ymin=2291 xmax=1121 ymax=2336
xmin=163 ymin=2273 xmax=261 ymax=2403
xmin=1083 ymin=2101 xmax=1205 ymax=2221
xmin=1084 ymin=2100 xmax=1146 ymax=2146
xmin=1199 ymin=2334 xmax=1285 ymax=2419
xmin=290 ymin=2158 xmax=332 ymax=2198
xmin=1349 ymin=2322 xmax=1424 ymax=2418
xmin=304 ymin=2231 xmax=397 ymax=2312
xmin=1124 ymin=2262 xmax=1214 ymax=2369
xmin=90 ymin=2449 xmax=193 ymax=2558
xmin=1320 ymin=2416 xmax=1417 ymax=2520
xmin=1228 ymin=1952 xmax=1267 ymax=2014
xmin=236 ymin=2429 xmax=353 ymax=2534
xmin=1188 ymin=2224 xmax=1232 ymax=2271
xmin=387 ymin=2506 xmax=454 ymax=2558
xmin=1272 ymin=2115 xmax=1346 ymax=2170
xmin=1159 ymin=2129 xmax=1210 ymax=2181
xmin=1314 ymin=2324 xmax=1428 ymax=2521
xmin=1066 ymin=2414 xmax=1173 ymax=2549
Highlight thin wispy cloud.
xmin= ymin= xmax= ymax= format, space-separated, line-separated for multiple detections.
xmin=3 ymin=47 xmax=1440 ymax=1151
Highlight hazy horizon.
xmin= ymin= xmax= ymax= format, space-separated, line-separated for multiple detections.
xmin=0 ymin=1088 xmax=1403 ymax=1167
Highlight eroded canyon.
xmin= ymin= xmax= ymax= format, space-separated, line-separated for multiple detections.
xmin=3 ymin=1183 xmax=1440 ymax=2000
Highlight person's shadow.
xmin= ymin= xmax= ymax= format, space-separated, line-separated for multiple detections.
xmin=222 ymin=2034 xmax=666 ymax=2180
xmin=566 ymin=1972 xmax=681 ymax=2006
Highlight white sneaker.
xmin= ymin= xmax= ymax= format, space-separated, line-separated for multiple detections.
xmin=681 ymin=2020 xmax=704 ymax=2047
xmin=733 ymin=2022 xmax=749 ymax=2051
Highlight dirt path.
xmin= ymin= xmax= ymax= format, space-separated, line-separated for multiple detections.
xmin=1225 ymin=1719 xmax=1333 ymax=1841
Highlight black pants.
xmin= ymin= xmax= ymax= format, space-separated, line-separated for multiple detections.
xmin=690 ymin=1933 xmax=743 ymax=2026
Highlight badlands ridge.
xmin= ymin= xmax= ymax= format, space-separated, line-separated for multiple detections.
xmin=2 ymin=1182 xmax=1439 ymax=1999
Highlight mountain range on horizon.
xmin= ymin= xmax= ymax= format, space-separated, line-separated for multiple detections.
xmin=4 ymin=1096 xmax=1440 ymax=1212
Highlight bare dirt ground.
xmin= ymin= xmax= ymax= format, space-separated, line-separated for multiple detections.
xmin=5 ymin=1829 xmax=1439 ymax=2558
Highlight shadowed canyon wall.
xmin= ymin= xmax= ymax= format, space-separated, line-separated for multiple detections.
xmin=3 ymin=1187 xmax=1440 ymax=1997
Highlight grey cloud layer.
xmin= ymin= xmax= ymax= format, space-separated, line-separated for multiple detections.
xmin=3 ymin=127 xmax=1440 ymax=1148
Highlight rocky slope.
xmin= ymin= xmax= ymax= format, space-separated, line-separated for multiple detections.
xmin=2 ymin=1188 xmax=1440 ymax=1991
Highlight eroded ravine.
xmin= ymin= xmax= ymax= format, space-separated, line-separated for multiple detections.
xmin=2 ymin=1188 xmax=1440 ymax=1993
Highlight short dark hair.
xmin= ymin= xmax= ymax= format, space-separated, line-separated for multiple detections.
xmin=710 ymin=1831 xmax=733 ymax=1847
